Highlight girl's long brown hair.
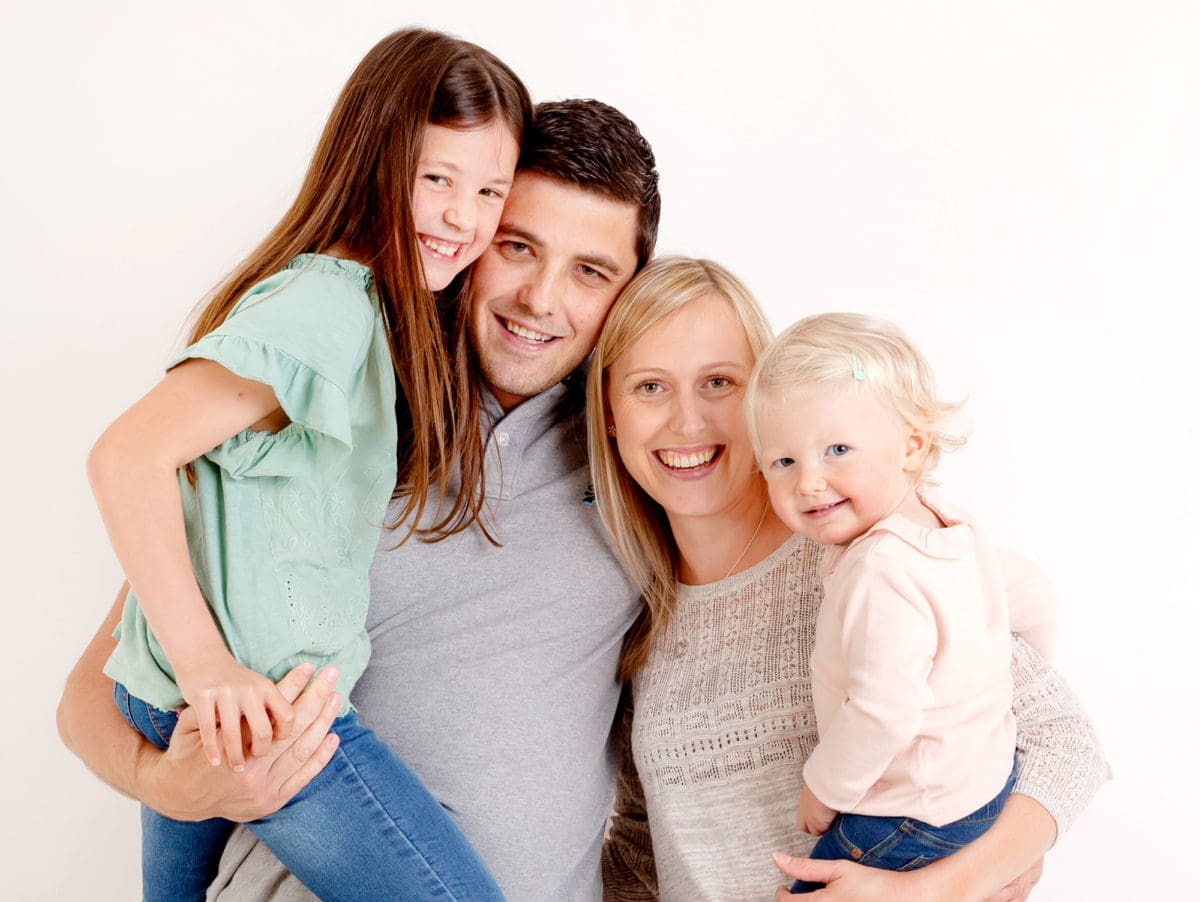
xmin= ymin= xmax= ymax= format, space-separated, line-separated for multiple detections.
xmin=185 ymin=29 xmax=532 ymax=542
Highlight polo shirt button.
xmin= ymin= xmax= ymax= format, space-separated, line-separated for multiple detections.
xmin=496 ymin=432 xmax=511 ymax=447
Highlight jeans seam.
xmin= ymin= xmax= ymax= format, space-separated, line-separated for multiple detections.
xmin=326 ymin=742 xmax=463 ymax=901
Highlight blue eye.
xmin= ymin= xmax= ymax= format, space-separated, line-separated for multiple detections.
xmin=771 ymin=457 xmax=795 ymax=469
xmin=827 ymin=444 xmax=850 ymax=457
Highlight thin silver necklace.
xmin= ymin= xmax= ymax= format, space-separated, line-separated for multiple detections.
xmin=723 ymin=499 xmax=770 ymax=580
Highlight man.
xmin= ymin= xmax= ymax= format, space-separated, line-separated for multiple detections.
xmin=58 ymin=99 xmax=661 ymax=901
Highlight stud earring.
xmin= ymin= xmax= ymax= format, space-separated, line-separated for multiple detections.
xmin=607 ymin=424 xmax=617 ymax=438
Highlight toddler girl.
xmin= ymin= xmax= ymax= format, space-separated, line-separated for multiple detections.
xmin=745 ymin=313 xmax=1055 ymax=891
xmin=88 ymin=28 xmax=530 ymax=901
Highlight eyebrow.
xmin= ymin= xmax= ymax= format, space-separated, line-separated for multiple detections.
xmin=497 ymin=225 xmax=626 ymax=277
xmin=621 ymin=361 xmax=750 ymax=379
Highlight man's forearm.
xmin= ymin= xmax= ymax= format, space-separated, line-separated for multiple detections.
xmin=57 ymin=584 xmax=162 ymax=802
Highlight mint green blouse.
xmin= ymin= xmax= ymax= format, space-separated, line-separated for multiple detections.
xmin=104 ymin=254 xmax=397 ymax=712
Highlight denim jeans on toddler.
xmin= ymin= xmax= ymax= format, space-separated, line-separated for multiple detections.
xmin=791 ymin=754 xmax=1019 ymax=894
xmin=113 ymin=682 xmax=504 ymax=902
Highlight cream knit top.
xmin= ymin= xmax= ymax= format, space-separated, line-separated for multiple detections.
xmin=602 ymin=534 xmax=1110 ymax=901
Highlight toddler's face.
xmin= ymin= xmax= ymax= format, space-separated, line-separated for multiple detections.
xmin=755 ymin=382 xmax=922 ymax=546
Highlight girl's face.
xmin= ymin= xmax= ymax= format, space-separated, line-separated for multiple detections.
xmin=607 ymin=293 xmax=760 ymax=524
xmin=412 ymin=120 xmax=519 ymax=291
xmin=755 ymin=382 xmax=926 ymax=547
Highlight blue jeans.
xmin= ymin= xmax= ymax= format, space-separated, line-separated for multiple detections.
xmin=791 ymin=754 xmax=1019 ymax=894
xmin=113 ymin=683 xmax=504 ymax=901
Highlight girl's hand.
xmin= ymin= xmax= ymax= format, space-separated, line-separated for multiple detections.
xmin=797 ymin=783 xmax=837 ymax=836
xmin=176 ymin=651 xmax=295 ymax=771
xmin=142 ymin=663 xmax=342 ymax=822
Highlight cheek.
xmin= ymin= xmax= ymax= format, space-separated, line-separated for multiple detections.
xmin=409 ymin=187 xmax=432 ymax=227
xmin=476 ymin=204 xmax=505 ymax=246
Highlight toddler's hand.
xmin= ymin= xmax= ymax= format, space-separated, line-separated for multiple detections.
xmin=797 ymin=782 xmax=837 ymax=836
xmin=176 ymin=651 xmax=295 ymax=771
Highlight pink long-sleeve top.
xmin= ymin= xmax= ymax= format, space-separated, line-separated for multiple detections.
xmin=802 ymin=494 xmax=1055 ymax=828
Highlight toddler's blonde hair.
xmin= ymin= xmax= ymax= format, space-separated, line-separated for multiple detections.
xmin=746 ymin=312 xmax=966 ymax=484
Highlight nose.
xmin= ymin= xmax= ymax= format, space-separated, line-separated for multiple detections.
xmin=517 ymin=265 xmax=563 ymax=319
xmin=795 ymin=460 xmax=825 ymax=495
xmin=668 ymin=392 xmax=705 ymax=438
xmin=443 ymin=189 xmax=477 ymax=234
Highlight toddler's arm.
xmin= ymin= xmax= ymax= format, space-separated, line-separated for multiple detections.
xmin=801 ymin=547 xmax=935 ymax=814
xmin=995 ymin=547 xmax=1057 ymax=662
xmin=88 ymin=358 xmax=293 ymax=769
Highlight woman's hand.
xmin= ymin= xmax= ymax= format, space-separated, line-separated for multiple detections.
xmin=797 ymin=783 xmax=837 ymax=836
xmin=771 ymin=852 xmax=1045 ymax=902
xmin=141 ymin=663 xmax=341 ymax=822
xmin=981 ymin=858 xmax=1043 ymax=902
xmin=773 ymin=853 xmax=919 ymax=902
xmin=176 ymin=650 xmax=295 ymax=770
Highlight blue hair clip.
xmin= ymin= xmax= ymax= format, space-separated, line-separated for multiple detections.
xmin=850 ymin=353 xmax=867 ymax=381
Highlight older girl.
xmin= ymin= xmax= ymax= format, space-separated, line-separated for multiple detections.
xmin=86 ymin=28 xmax=529 ymax=902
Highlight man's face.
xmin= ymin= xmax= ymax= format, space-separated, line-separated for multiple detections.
xmin=469 ymin=171 xmax=640 ymax=411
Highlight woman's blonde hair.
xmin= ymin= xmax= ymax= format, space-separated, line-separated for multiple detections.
xmin=746 ymin=312 xmax=966 ymax=483
xmin=586 ymin=256 xmax=773 ymax=680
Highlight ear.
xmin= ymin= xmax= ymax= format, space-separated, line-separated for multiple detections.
xmin=901 ymin=424 xmax=932 ymax=474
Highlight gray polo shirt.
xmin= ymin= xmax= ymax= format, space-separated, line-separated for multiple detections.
xmin=210 ymin=378 xmax=642 ymax=901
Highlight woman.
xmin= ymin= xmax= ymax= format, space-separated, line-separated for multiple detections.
xmin=588 ymin=257 xmax=1109 ymax=901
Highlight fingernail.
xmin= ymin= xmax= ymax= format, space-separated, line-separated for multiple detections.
xmin=210 ymin=758 xmax=221 ymax=767
xmin=327 ymin=693 xmax=342 ymax=710
xmin=233 ymin=764 xmax=245 ymax=773
xmin=324 ymin=667 xmax=340 ymax=684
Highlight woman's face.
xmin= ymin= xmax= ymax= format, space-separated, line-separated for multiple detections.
xmin=607 ymin=292 xmax=760 ymax=523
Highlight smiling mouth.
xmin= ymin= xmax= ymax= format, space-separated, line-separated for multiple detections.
xmin=804 ymin=500 xmax=846 ymax=516
xmin=503 ymin=317 xmax=555 ymax=343
xmin=420 ymin=235 xmax=465 ymax=259
xmin=656 ymin=447 xmax=720 ymax=470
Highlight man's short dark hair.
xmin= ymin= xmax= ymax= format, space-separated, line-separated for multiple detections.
xmin=519 ymin=99 xmax=660 ymax=269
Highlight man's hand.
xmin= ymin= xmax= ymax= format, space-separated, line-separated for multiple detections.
xmin=141 ymin=663 xmax=341 ymax=822
xmin=797 ymin=783 xmax=837 ymax=836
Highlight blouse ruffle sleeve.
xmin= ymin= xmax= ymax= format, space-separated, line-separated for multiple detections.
xmin=168 ymin=264 xmax=377 ymax=479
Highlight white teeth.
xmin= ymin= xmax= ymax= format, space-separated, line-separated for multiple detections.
xmin=422 ymin=237 xmax=461 ymax=257
xmin=504 ymin=320 xmax=554 ymax=342
xmin=657 ymin=448 xmax=717 ymax=469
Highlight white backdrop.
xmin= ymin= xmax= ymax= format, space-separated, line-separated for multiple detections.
xmin=3 ymin=1 xmax=1196 ymax=899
